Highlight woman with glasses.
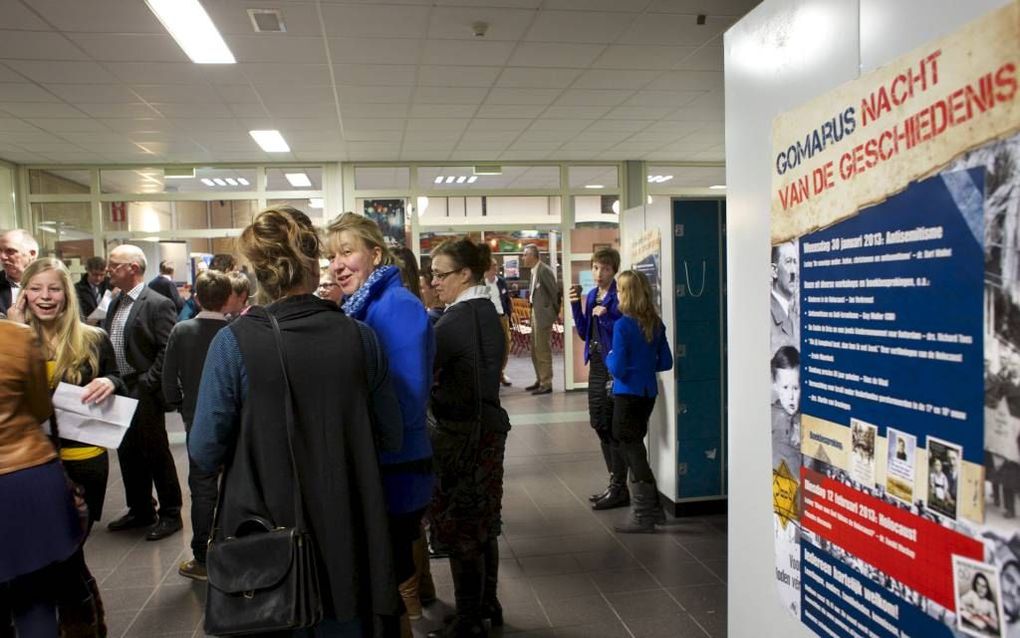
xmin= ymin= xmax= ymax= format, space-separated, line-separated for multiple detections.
xmin=328 ymin=212 xmax=435 ymax=632
xmin=427 ymin=238 xmax=511 ymax=638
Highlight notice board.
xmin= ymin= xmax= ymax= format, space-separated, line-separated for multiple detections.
xmin=769 ymin=3 xmax=1020 ymax=637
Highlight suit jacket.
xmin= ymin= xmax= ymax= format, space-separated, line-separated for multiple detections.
xmin=0 ymin=275 xmax=16 ymax=316
xmin=529 ymin=260 xmax=560 ymax=328
xmin=103 ymin=286 xmax=176 ymax=396
xmin=74 ymin=274 xmax=110 ymax=320
xmin=148 ymin=275 xmax=184 ymax=312
xmin=770 ymin=292 xmax=798 ymax=353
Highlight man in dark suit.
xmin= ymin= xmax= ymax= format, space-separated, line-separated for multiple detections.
xmin=75 ymin=256 xmax=111 ymax=322
xmin=522 ymin=243 xmax=560 ymax=395
xmin=148 ymin=260 xmax=184 ymax=313
xmin=104 ymin=244 xmax=183 ymax=541
xmin=0 ymin=229 xmax=38 ymax=315
xmin=162 ymin=270 xmax=235 ymax=580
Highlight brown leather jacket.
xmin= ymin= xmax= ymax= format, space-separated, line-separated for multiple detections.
xmin=0 ymin=321 xmax=55 ymax=475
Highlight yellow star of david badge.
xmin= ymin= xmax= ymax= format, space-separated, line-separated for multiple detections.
xmin=773 ymin=460 xmax=799 ymax=529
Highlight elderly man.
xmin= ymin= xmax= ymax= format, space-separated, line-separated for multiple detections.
xmin=0 ymin=229 xmax=39 ymax=315
xmin=104 ymin=244 xmax=183 ymax=540
xmin=522 ymin=243 xmax=560 ymax=395
xmin=770 ymin=241 xmax=799 ymax=354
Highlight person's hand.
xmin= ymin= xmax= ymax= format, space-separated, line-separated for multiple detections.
xmin=592 ymin=305 xmax=607 ymax=317
xmin=7 ymin=293 xmax=27 ymax=323
xmin=568 ymin=284 xmax=582 ymax=303
xmin=81 ymin=377 xmax=115 ymax=404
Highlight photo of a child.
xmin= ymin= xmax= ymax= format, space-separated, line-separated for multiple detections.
xmin=954 ymin=556 xmax=1005 ymax=638
xmin=771 ymin=345 xmax=801 ymax=480
xmin=927 ymin=436 xmax=962 ymax=520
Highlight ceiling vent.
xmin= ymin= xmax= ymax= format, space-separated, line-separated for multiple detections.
xmin=248 ymin=9 xmax=286 ymax=33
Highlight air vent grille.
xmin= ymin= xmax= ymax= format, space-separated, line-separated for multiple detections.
xmin=248 ymin=9 xmax=286 ymax=33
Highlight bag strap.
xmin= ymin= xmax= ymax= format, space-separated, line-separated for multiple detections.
xmin=466 ymin=300 xmax=484 ymax=422
xmin=267 ymin=310 xmax=307 ymax=532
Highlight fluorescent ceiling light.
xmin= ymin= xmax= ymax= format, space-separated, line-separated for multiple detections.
xmin=467 ymin=176 xmax=478 ymax=184
xmin=285 ymin=172 xmax=312 ymax=188
xmin=585 ymin=184 xmax=604 ymax=189
xmin=456 ymin=176 xmax=467 ymax=184
xmin=213 ymin=178 xmax=227 ymax=186
xmin=249 ymin=130 xmax=290 ymax=153
xmin=144 ymin=0 xmax=236 ymax=64
xmin=164 ymin=167 xmax=194 ymax=179
xmin=709 ymin=184 xmax=727 ymax=189
xmin=237 ymin=177 xmax=250 ymax=186
xmin=434 ymin=176 xmax=444 ymax=184
xmin=445 ymin=176 xmax=455 ymax=184
xmin=308 ymin=198 xmax=324 ymax=209
xmin=225 ymin=177 xmax=238 ymax=186
xmin=201 ymin=178 xmax=215 ymax=187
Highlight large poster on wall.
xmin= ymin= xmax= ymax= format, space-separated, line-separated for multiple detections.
xmin=631 ymin=228 xmax=662 ymax=312
xmin=769 ymin=3 xmax=1020 ymax=637
xmin=363 ymin=199 xmax=407 ymax=248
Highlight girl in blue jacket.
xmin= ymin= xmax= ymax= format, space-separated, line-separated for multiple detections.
xmin=328 ymin=212 xmax=436 ymax=625
xmin=605 ymin=270 xmax=673 ymax=533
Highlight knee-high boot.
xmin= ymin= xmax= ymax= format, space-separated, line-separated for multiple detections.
xmin=427 ymin=555 xmax=487 ymax=638
xmin=614 ymin=480 xmax=662 ymax=534
xmin=481 ymin=540 xmax=503 ymax=627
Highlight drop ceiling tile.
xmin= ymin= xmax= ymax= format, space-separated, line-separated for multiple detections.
xmin=401 ymin=150 xmax=447 ymax=161
xmin=584 ymin=119 xmax=650 ymax=133
xmin=604 ymin=105 xmax=674 ymax=119
xmin=691 ymin=148 xmax=724 ymax=161
xmin=268 ymin=117 xmax=341 ymax=132
xmin=0 ymin=117 xmax=39 ymax=132
xmin=6 ymin=60 xmax=119 ymax=84
xmin=406 ymin=118 xmax=467 ymax=132
xmin=2 ymin=130 xmax=67 ymax=144
xmin=570 ymin=130 xmax=630 ymax=143
xmin=343 ymin=130 xmax=403 ymax=142
xmin=130 ymin=84 xmax=223 ymax=104
xmin=496 ymin=67 xmax=582 ymax=89
xmin=593 ymin=45 xmax=696 ymax=70
xmin=675 ymin=46 xmax=723 ymax=71
xmin=0 ymin=0 xmax=50 ymax=29
xmin=558 ymin=141 xmax=614 ymax=152
xmin=106 ymin=62 xmax=217 ymax=85
xmin=475 ymin=104 xmax=545 ymax=118
xmin=517 ymin=129 xmax=578 ymax=143
xmin=151 ymin=103 xmax=233 ymax=118
xmin=43 ymin=83 xmax=138 ymax=103
xmin=18 ymin=141 xmax=89 ymax=153
xmin=22 ymin=0 xmax=164 ymax=32
xmin=402 ymin=141 xmax=456 ymax=152
xmin=541 ymin=105 xmax=610 ymax=119
xmin=243 ymin=63 xmax=332 ymax=86
xmin=341 ymin=103 xmax=410 ymax=118
xmin=499 ymin=150 xmax=550 ymax=160
xmin=572 ymin=69 xmax=659 ymax=90
xmin=618 ymin=14 xmax=731 ymax=47
xmin=433 ymin=0 xmax=541 ymax=8
xmin=229 ymin=36 xmax=326 ymax=64
xmin=485 ymin=88 xmax=559 ymax=105
xmin=204 ymin=1 xmax=324 ymax=36
xmin=67 ymin=33 xmax=189 ymax=62
xmin=23 ymin=117 xmax=108 ymax=132
xmin=408 ymin=104 xmax=477 ymax=118
xmin=0 ymin=30 xmax=88 ymax=60
xmin=404 ymin=130 xmax=461 ymax=142
xmin=77 ymin=103 xmax=161 ymax=118
xmin=228 ymin=103 xmax=271 ymax=118
xmin=421 ymin=40 xmax=515 ymax=67
xmin=507 ymin=141 xmax=562 ymax=151
xmin=508 ymin=43 xmax=604 ymax=68
xmin=466 ymin=118 xmax=530 ymax=132
xmin=542 ymin=0 xmax=652 ymax=10
xmin=266 ymin=103 xmax=338 ymax=118
xmin=460 ymin=132 xmax=520 ymax=145
xmin=418 ymin=66 xmax=502 ymax=88
xmin=261 ymin=86 xmax=336 ymax=104
xmin=171 ymin=118 xmax=243 ymax=132
xmin=329 ymin=38 xmax=423 ymax=66
xmin=0 ymin=101 xmax=84 ymax=118
xmin=665 ymin=104 xmax=724 ymax=121
xmin=0 ymin=83 xmax=61 ymax=102
xmin=215 ymin=85 xmax=262 ymax=104
xmin=0 ymin=64 xmax=27 ymax=83
xmin=413 ymin=86 xmax=488 ymax=105
xmin=525 ymin=11 xmax=634 ymax=44
xmin=334 ymin=64 xmax=417 ymax=87
xmin=98 ymin=118 xmax=175 ymax=133
xmin=607 ymin=142 xmax=667 ymax=154
xmin=275 ymin=129 xmax=342 ymax=143
xmin=553 ymin=89 xmax=632 ymax=106
xmin=346 ymin=141 xmax=401 ymax=155
xmin=623 ymin=90 xmax=703 ymax=108
xmin=337 ymin=85 xmax=414 ymax=104
xmin=427 ymin=7 xmax=536 ymax=41
xmin=646 ymin=70 xmax=723 ymax=91
xmin=454 ymin=141 xmax=509 ymax=152
xmin=528 ymin=118 xmax=593 ymax=132
xmin=320 ymin=4 xmax=431 ymax=38
xmin=645 ymin=0 xmax=758 ymax=16
xmin=343 ymin=118 xmax=406 ymax=131
xmin=296 ymin=151 xmax=347 ymax=162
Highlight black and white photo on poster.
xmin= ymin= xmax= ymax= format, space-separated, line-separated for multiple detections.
xmin=849 ymin=418 xmax=878 ymax=487
xmin=927 ymin=436 xmax=963 ymax=521
xmin=955 ymin=555 xmax=1006 ymax=638
xmin=886 ymin=427 xmax=917 ymax=505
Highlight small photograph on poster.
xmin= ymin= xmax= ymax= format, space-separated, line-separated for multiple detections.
xmin=503 ymin=256 xmax=519 ymax=280
xmin=927 ymin=436 xmax=963 ymax=520
xmin=850 ymin=418 xmax=878 ymax=487
xmin=769 ymin=239 xmax=799 ymax=356
xmin=954 ymin=556 xmax=1006 ymax=638
xmin=886 ymin=427 xmax=917 ymax=505
xmin=363 ymin=199 xmax=407 ymax=248
xmin=770 ymin=345 xmax=801 ymax=480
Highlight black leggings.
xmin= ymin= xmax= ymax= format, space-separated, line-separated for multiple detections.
xmin=612 ymin=394 xmax=657 ymax=483
xmin=589 ymin=351 xmax=627 ymax=483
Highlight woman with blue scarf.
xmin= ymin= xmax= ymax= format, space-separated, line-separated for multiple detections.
xmin=328 ymin=212 xmax=436 ymax=634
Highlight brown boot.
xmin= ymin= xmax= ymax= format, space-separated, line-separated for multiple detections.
xmin=399 ymin=572 xmax=423 ymax=621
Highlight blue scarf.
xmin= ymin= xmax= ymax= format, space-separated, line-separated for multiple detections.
xmin=341 ymin=265 xmax=398 ymax=320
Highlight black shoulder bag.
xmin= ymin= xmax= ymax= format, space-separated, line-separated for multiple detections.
xmin=204 ymin=312 xmax=323 ymax=636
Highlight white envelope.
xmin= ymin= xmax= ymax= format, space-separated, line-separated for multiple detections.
xmin=86 ymin=290 xmax=113 ymax=324
xmin=51 ymin=382 xmax=138 ymax=449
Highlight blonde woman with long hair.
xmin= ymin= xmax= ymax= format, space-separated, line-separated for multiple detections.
xmin=604 ymin=269 xmax=673 ymax=533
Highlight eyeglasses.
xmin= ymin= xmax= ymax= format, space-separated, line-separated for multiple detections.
xmin=431 ymin=269 xmax=462 ymax=281
xmin=317 ymin=282 xmax=338 ymax=289
xmin=107 ymin=261 xmax=132 ymax=271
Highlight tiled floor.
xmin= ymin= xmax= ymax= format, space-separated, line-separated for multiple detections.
xmin=84 ymin=354 xmax=727 ymax=638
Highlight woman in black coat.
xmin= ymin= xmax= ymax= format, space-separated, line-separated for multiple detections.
xmin=427 ymin=238 xmax=511 ymax=638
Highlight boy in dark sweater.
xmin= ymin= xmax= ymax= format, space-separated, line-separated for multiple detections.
xmin=161 ymin=270 xmax=234 ymax=581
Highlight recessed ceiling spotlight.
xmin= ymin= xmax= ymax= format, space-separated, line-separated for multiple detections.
xmin=249 ymin=129 xmax=290 ymax=152
xmin=213 ymin=178 xmax=227 ymax=186
xmin=285 ymin=172 xmax=312 ymax=188
xmin=225 ymin=177 xmax=238 ymax=186
xmin=201 ymin=178 xmax=215 ymax=187
xmin=144 ymin=0 xmax=235 ymax=64
xmin=434 ymin=176 xmax=444 ymax=184
xmin=237 ymin=177 xmax=250 ymax=186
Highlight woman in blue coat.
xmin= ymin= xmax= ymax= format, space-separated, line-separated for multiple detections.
xmin=328 ymin=212 xmax=436 ymax=628
xmin=605 ymin=270 xmax=673 ymax=534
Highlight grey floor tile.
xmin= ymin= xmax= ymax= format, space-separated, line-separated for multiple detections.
xmin=499 ymin=600 xmax=554 ymax=632
xmin=124 ymin=605 xmax=204 ymax=637
xmin=605 ymin=590 xmax=684 ymax=622
xmin=103 ymin=565 xmax=173 ymax=589
xmin=677 ymin=538 xmax=727 ymax=561
xmin=146 ymin=583 xmax=207 ymax=609
xmin=590 ymin=568 xmax=662 ymax=594
xmin=572 ymin=550 xmax=640 ymax=572
xmin=644 ymin=561 xmax=723 ymax=588
xmin=701 ymin=559 xmax=727 ymax=582
xmin=625 ymin=613 xmax=711 ymax=638
xmin=105 ymin=610 xmax=140 ymax=638
xmin=498 ymin=577 xmax=541 ymax=606
xmin=668 ymin=584 xmax=726 ymax=616
xmin=101 ymin=586 xmax=155 ymax=614
xmin=518 ymin=554 xmax=585 ymax=577
xmin=553 ymin=619 xmax=631 ymax=637
xmin=527 ymin=573 xmax=599 ymax=601
xmin=542 ymin=595 xmax=619 ymax=628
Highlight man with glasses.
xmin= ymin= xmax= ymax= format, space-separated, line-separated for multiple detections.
xmin=103 ymin=244 xmax=183 ymax=541
xmin=317 ymin=266 xmax=342 ymax=305
xmin=0 ymin=229 xmax=38 ymax=315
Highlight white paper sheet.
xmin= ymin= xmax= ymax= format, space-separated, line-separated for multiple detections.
xmin=51 ymin=382 xmax=137 ymax=448
xmin=86 ymin=290 xmax=113 ymax=323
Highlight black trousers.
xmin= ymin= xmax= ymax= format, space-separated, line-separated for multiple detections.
xmin=184 ymin=427 xmax=219 ymax=563
xmin=63 ymin=450 xmax=109 ymax=527
xmin=588 ymin=350 xmax=627 ymax=484
xmin=612 ymin=394 xmax=657 ymax=483
xmin=118 ymin=384 xmax=182 ymax=518
xmin=388 ymin=507 xmax=426 ymax=584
